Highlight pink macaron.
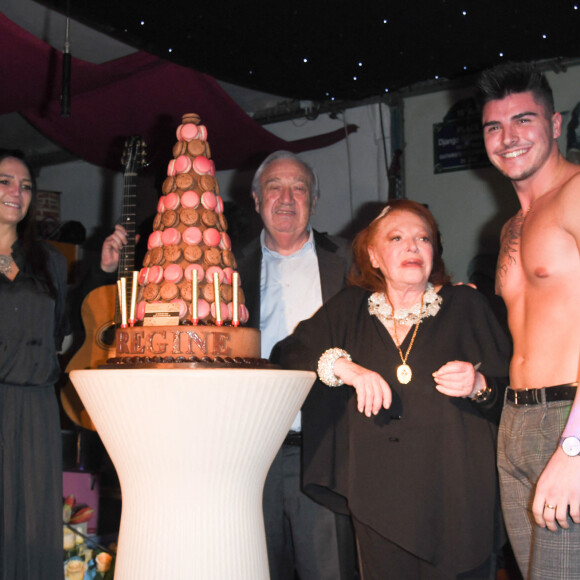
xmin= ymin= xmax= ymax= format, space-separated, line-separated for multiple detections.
xmin=194 ymin=298 xmax=211 ymax=321
xmin=148 ymin=265 xmax=164 ymax=284
xmin=185 ymin=263 xmax=205 ymax=282
xmin=157 ymin=197 xmax=165 ymax=213
xmin=161 ymin=227 xmax=181 ymax=246
xmin=238 ymin=304 xmax=249 ymax=324
xmin=196 ymin=125 xmax=208 ymax=141
xmin=215 ymin=195 xmax=224 ymax=214
xmin=222 ymin=267 xmax=234 ymax=284
xmin=147 ymin=231 xmax=163 ymax=249
xmin=181 ymin=190 xmax=200 ymax=209
xmin=164 ymin=263 xmax=183 ymax=284
xmin=203 ymin=227 xmax=221 ymax=247
xmin=138 ymin=267 xmax=150 ymax=285
xmin=210 ymin=301 xmax=229 ymax=321
xmin=192 ymin=155 xmax=213 ymax=175
xmin=136 ymin=301 xmax=147 ymax=321
xmin=183 ymin=226 xmax=203 ymax=245
xmin=219 ymin=232 xmax=232 ymax=251
xmin=206 ymin=266 xmax=223 ymax=284
xmin=167 ymin=159 xmax=177 ymax=177
xmin=170 ymin=298 xmax=188 ymax=320
xmin=201 ymin=191 xmax=217 ymax=210
xmin=178 ymin=123 xmax=199 ymax=141
xmin=163 ymin=192 xmax=180 ymax=211
xmin=174 ymin=154 xmax=192 ymax=174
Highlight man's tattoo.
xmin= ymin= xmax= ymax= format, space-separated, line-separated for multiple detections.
xmin=496 ymin=211 xmax=524 ymax=290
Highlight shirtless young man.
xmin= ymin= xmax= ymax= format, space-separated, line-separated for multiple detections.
xmin=477 ymin=62 xmax=580 ymax=578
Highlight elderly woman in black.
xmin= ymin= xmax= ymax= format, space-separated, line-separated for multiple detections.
xmin=0 ymin=151 xmax=70 ymax=579
xmin=273 ymin=200 xmax=510 ymax=579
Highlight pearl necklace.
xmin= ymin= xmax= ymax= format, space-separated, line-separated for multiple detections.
xmin=368 ymin=283 xmax=442 ymax=326
xmin=0 ymin=255 xmax=13 ymax=277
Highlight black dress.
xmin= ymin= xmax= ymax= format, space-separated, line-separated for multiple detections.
xmin=274 ymin=284 xmax=511 ymax=575
xmin=0 ymin=240 xmax=69 ymax=580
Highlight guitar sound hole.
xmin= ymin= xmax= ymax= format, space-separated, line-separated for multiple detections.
xmin=97 ymin=323 xmax=117 ymax=349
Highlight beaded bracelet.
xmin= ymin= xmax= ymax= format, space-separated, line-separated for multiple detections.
xmin=317 ymin=348 xmax=352 ymax=387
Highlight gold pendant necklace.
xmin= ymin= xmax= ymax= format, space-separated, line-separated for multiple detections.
xmin=389 ymin=291 xmax=424 ymax=384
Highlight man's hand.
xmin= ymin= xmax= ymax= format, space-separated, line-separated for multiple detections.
xmin=532 ymin=448 xmax=580 ymax=531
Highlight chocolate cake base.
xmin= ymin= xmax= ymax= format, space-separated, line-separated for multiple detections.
xmin=101 ymin=356 xmax=277 ymax=370
xmin=113 ymin=324 xmax=260 ymax=360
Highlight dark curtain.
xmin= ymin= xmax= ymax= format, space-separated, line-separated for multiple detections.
xmin=0 ymin=12 xmax=356 ymax=172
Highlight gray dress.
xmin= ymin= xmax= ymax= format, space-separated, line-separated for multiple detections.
xmin=0 ymin=240 xmax=69 ymax=580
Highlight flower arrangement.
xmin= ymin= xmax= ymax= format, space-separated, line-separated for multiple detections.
xmin=63 ymin=495 xmax=116 ymax=579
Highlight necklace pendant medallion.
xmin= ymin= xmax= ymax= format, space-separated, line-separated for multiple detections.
xmin=397 ymin=364 xmax=412 ymax=384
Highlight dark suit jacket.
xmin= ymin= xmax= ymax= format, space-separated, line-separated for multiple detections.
xmin=236 ymin=229 xmax=352 ymax=331
xmin=235 ymin=228 xmax=357 ymax=578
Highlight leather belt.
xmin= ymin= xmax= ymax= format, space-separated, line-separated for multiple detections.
xmin=283 ymin=431 xmax=302 ymax=446
xmin=506 ymin=383 xmax=578 ymax=406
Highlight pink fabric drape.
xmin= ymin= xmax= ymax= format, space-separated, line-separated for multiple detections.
xmin=0 ymin=12 xmax=356 ymax=171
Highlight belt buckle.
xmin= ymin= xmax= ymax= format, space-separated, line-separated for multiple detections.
xmin=513 ymin=389 xmax=542 ymax=405
xmin=521 ymin=388 xmax=542 ymax=405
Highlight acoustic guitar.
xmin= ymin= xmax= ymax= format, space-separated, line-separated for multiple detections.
xmin=61 ymin=136 xmax=148 ymax=430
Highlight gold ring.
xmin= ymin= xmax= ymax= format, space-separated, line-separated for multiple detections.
xmin=545 ymin=504 xmax=556 ymax=510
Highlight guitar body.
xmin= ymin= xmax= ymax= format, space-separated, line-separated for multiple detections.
xmin=61 ymin=135 xmax=147 ymax=430
xmin=62 ymin=285 xmax=117 ymax=430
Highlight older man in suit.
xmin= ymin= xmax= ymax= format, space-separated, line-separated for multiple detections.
xmin=236 ymin=151 xmax=356 ymax=580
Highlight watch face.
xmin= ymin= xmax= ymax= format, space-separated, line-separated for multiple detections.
xmin=562 ymin=436 xmax=580 ymax=456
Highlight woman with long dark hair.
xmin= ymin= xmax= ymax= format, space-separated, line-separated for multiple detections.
xmin=0 ymin=150 xmax=70 ymax=578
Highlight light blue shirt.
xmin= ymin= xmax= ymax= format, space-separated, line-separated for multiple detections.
xmin=260 ymin=229 xmax=323 ymax=431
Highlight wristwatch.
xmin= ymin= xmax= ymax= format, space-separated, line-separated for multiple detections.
xmin=560 ymin=435 xmax=580 ymax=457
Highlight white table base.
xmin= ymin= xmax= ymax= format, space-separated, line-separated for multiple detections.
xmin=70 ymin=368 xmax=315 ymax=580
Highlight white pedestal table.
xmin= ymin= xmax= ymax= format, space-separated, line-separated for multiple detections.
xmin=70 ymin=368 xmax=315 ymax=580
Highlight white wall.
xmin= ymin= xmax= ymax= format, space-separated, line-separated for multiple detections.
xmin=38 ymin=160 xmax=124 ymax=246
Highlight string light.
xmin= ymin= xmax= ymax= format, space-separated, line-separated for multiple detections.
xmin=64 ymin=5 xmax=579 ymax=103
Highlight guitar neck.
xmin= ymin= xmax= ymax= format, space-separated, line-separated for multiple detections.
xmin=118 ymin=168 xmax=137 ymax=279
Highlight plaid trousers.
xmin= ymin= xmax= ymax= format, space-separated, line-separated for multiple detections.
xmin=498 ymin=395 xmax=580 ymax=580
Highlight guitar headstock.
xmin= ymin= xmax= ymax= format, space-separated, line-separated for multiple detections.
xmin=121 ymin=136 xmax=149 ymax=173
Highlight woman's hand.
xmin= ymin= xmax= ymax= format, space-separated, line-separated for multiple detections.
xmin=432 ymin=360 xmax=485 ymax=398
xmin=334 ymin=358 xmax=392 ymax=417
xmin=101 ymin=224 xmax=128 ymax=273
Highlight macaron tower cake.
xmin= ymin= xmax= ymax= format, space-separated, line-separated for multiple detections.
xmin=107 ymin=113 xmax=262 ymax=367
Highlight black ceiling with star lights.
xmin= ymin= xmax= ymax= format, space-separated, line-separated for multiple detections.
xmin=36 ymin=0 xmax=580 ymax=103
